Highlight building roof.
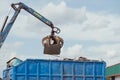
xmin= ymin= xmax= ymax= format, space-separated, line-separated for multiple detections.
xmin=106 ymin=63 xmax=120 ymax=77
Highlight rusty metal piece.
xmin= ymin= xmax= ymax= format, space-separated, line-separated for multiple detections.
xmin=42 ymin=35 xmax=64 ymax=55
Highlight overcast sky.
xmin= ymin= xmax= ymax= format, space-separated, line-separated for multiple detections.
xmin=0 ymin=0 xmax=120 ymax=77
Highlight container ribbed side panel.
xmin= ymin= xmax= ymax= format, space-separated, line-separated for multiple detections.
xmin=3 ymin=59 xmax=106 ymax=80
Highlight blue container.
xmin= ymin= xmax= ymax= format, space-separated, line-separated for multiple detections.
xmin=3 ymin=59 xmax=106 ymax=80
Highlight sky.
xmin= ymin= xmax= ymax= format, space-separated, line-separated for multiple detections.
xmin=0 ymin=0 xmax=120 ymax=77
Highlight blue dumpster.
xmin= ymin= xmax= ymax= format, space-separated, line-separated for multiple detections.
xmin=3 ymin=59 xmax=106 ymax=80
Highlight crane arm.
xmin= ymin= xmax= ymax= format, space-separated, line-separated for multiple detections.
xmin=11 ymin=2 xmax=54 ymax=28
xmin=0 ymin=2 xmax=60 ymax=48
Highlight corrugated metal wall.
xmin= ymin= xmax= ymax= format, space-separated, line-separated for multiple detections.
xmin=106 ymin=63 xmax=120 ymax=77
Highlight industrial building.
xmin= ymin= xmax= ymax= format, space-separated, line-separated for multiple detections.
xmin=106 ymin=63 xmax=120 ymax=80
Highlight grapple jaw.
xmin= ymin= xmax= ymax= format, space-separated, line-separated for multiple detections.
xmin=42 ymin=35 xmax=64 ymax=55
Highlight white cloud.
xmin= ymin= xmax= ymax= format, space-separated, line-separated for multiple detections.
xmin=2 ymin=1 xmax=119 ymax=43
xmin=85 ymin=43 xmax=120 ymax=66
xmin=38 ymin=1 xmax=120 ymax=42
xmin=60 ymin=43 xmax=120 ymax=66
xmin=61 ymin=44 xmax=83 ymax=58
xmin=0 ymin=41 xmax=24 ymax=77
xmin=107 ymin=50 xmax=116 ymax=58
xmin=60 ymin=12 xmax=120 ymax=42
xmin=8 ymin=1 xmax=88 ymax=39
xmin=41 ymin=1 xmax=87 ymax=25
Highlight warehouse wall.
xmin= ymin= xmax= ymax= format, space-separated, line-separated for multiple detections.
xmin=115 ymin=76 xmax=120 ymax=80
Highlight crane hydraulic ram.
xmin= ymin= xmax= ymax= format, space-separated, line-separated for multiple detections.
xmin=0 ymin=2 xmax=63 ymax=55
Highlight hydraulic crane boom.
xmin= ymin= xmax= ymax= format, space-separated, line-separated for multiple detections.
xmin=0 ymin=2 xmax=60 ymax=49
